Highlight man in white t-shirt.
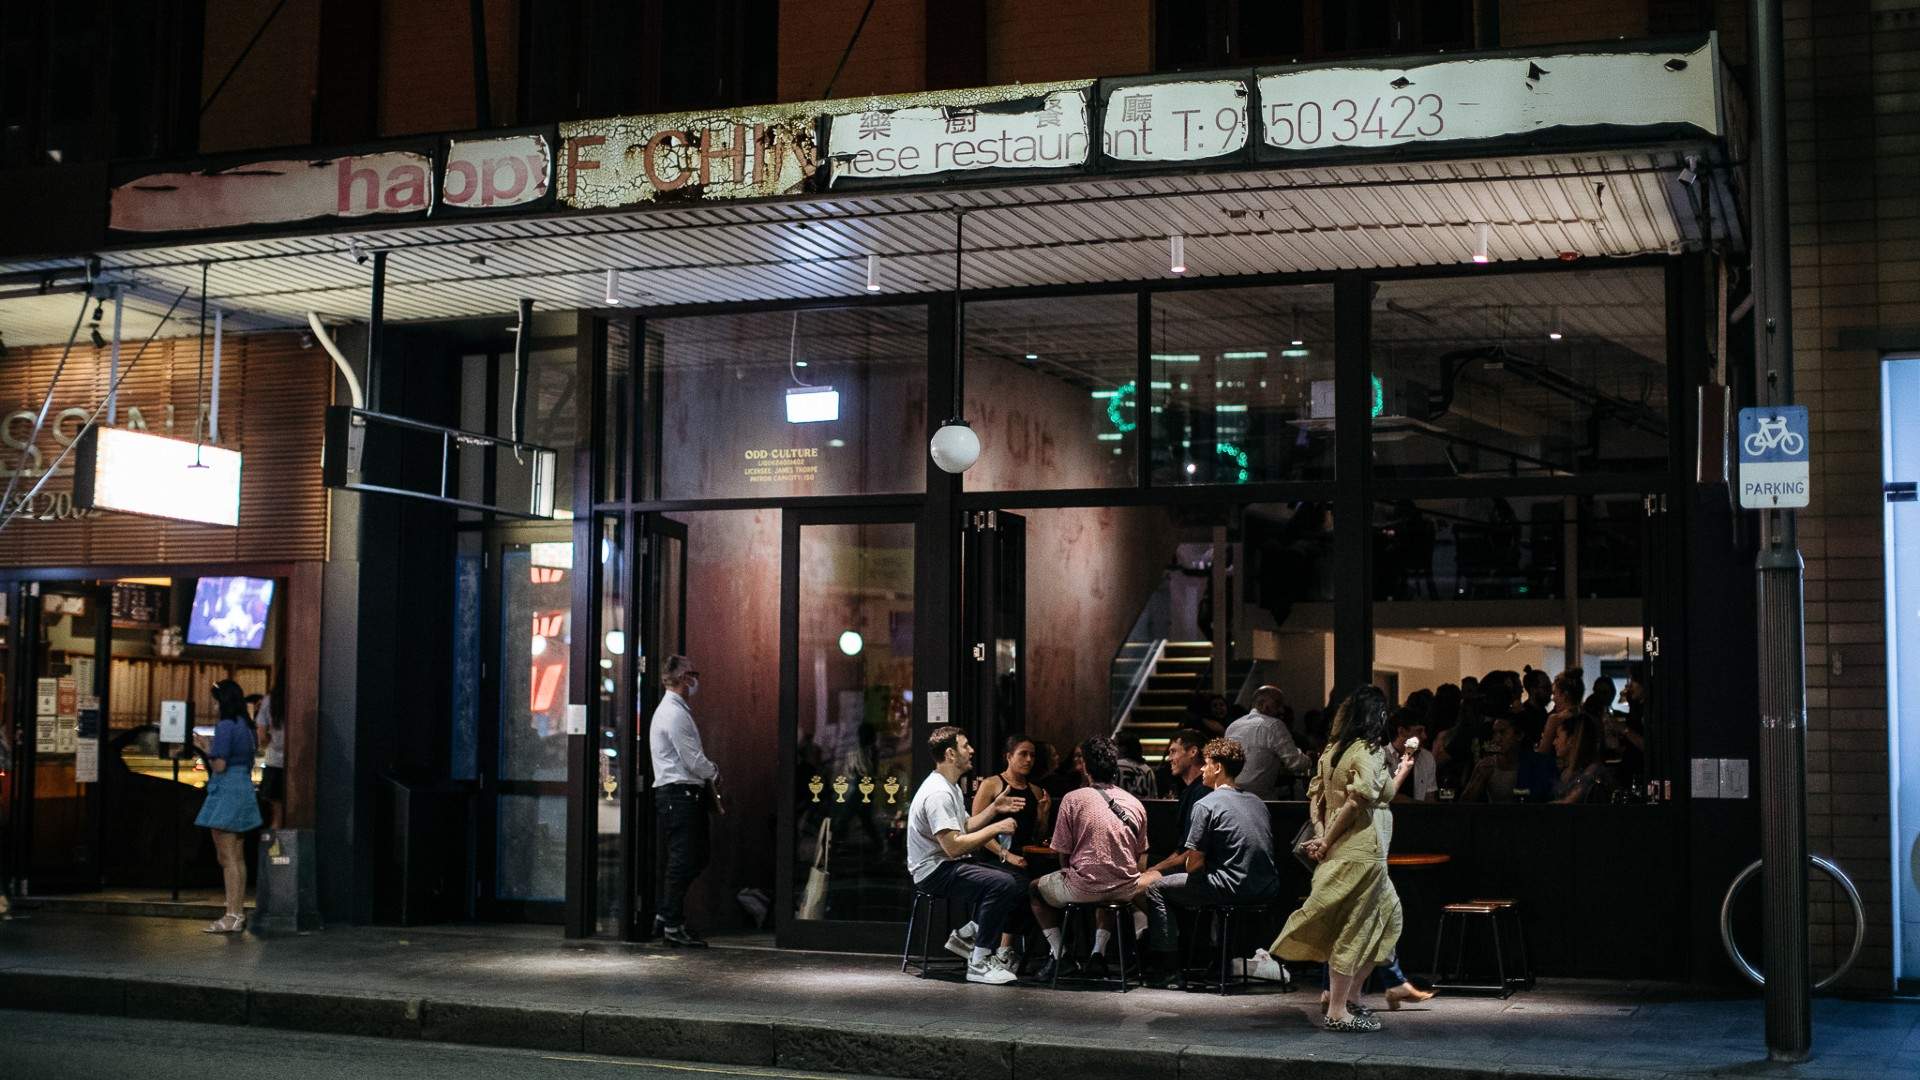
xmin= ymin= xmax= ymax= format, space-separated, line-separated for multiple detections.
xmin=906 ymin=725 xmax=1027 ymax=985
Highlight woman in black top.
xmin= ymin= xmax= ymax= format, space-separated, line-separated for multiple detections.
xmin=955 ymin=734 xmax=1052 ymax=968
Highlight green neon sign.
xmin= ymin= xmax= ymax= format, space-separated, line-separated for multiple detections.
xmin=1371 ymin=374 xmax=1384 ymax=418
xmin=1107 ymin=380 xmax=1138 ymax=433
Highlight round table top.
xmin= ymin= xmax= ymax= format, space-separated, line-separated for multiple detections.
xmin=1388 ymin=853 xmax=1452 ymax=868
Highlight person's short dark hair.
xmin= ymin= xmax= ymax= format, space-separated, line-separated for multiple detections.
xmin=1252 ymin=685 xmax=1286 ymax=715
xmin=1393 ymin=708 xmax=1423 ymax=735
xmin=1004 ymin=732 xmax=1037 ymax=757
xmin=1168 ymin=728 xmax=1208 ymax=755
xmin=928 ymin=725 xmax=967 ymax=763
xmin=1203 ymin=737 xmax=1246 ymax=778
xmin=662 ymin=655 xmax=698 ymax=687
xmin=1116 ymin=734 xmax=1147 ymax=761
xmin=1080 ymin=735 xmax=1120 ymax=783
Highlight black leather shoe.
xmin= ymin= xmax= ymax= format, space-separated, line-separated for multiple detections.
xmin=661 ymin=924 xmax=708 ymax=948
xmin=1037 ymin=955 xmax=1078 ymax=983
xmin=1082 ymin=955 xmax=1110 ymax=980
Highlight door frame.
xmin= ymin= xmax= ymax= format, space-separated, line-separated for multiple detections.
xmin=6 ymin=578 xmax=112 ymax=894
xmin=476 ymin=521 xmax=574 ymax=923
xmin=627 ymin=511 xmax=686 ymax=940
xmin=775 ymin=504 xmax=922 ymax=952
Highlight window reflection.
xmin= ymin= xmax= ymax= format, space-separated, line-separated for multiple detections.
xmin=1372 ymin=268 xmax=1668 ymax=478
xmin=1151 ymin=286 xmax=1336 ymax=485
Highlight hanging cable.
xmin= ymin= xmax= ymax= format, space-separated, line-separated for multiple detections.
xmin=0 ymin=292 xmax=90 ymax=522
xmin=821 ymin=0 xmax=879 ymax=99
xmin=788 ymin=310 xmax=810 ymax=387
xmin=195 ymin=262 xmax=209 ymax=466
xmin=0 ymin=287 xmax=191 ymax=534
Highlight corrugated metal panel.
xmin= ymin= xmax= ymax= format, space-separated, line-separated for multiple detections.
xmin=0 ymin=332 xmax=331 ymax=566
xmin=0 ymin=149 xmax=1695 ymax=343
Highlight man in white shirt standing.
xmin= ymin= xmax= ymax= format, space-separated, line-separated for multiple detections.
xmin=1224 ymin=686 xmax=1310 ymax=799
xmin=906 ymin=725 xmax=1027 ymax=985
xmin=649 ymin=655 xmax=720 ymax=947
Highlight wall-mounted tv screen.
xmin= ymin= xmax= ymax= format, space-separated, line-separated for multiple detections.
xmin=187 ymin=576 xmax=275 ymax=650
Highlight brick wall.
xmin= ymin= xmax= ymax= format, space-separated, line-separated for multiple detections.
xmin=779 ymin=0 xmax=927 ymax=102
xmin=1782 ymin=0 xmax=1915 ymax=992
xmin=985 ymin=0 xmax=1150 ymax=84
xmin=1500 ymin=0 xmax=1650 ymax=45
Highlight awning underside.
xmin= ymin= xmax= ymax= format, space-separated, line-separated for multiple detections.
xmin=0 ymin=146 xmax=1722 ymax=345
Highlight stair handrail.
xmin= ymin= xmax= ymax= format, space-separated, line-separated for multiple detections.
xmin=1110 ymin=637 xmax=1167 ymax=737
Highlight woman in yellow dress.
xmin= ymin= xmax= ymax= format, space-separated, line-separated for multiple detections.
xmin=1272 ymin=686 xmax=1415 ymax=1032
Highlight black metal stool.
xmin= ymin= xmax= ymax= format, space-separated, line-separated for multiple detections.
xmin=1470 ymin=897 xmax=1534 ymax=990
xmin=1429 ymin=902 xmax=1517 ymax=996
xmin=1050 ymin=901 xmax=1137 ymax=992
xmin=1179 ymin=902 xmax=1270 ymax=995
xmin=901 ymin=889 xmax=963 ymax=977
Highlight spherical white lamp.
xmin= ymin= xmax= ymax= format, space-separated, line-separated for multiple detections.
xmin=838 ymin=630 xmax=864 ymax=657
xmin=929 ymin=419 xmax=981 ymax=474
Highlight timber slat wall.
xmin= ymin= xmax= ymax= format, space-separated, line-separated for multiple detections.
xmin=0 ymin=332 xmax=331 ymax=565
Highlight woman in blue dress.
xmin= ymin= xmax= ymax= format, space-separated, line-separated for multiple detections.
xmin=196 ymin=679 xmax=262 ymax=933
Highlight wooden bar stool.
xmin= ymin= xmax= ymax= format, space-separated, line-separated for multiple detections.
xmin=900 ymin=889 xmax=962 ymax=977
xmin=1471 ymin=897 xmax=1534 ymax=990
xmin=1429 ymin=902 xmax=1514 ymax=997
xmin=1051 ymin=901 xmax=1138 ymax=992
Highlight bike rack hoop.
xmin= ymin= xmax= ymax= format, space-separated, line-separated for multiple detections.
xmin=1718 ymin=854 xmax=1866 ymax=991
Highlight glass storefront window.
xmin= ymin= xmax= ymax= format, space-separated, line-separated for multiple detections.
xmin=1371 ymin=267 xmax=1668 ymax=479
xmin=1371 ymin=496 xmax=1647 ymax=603
xmin=500 ymin=545 xmax=571 ymax=783
xmin=596 ymin=517 xmax=630 ymax=933
xmin=965 ymin=294 xmax=1140 ymax=491
xmin=793 ymin=520 xmax=915 ymax=922
xmin=644 ymin=305 xmax=929 ymax=500
xmin=603 ymin=318 xmax=634 ymax=504
xmin=1150 ymin=285 xmax=1336 ymax=485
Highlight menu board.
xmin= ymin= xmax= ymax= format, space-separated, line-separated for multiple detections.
xmin=36 ymin=677 xmax=58 ymax=717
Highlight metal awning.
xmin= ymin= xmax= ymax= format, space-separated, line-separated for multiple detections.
xmin=0 ymin=145 xmax=1727 ymax=346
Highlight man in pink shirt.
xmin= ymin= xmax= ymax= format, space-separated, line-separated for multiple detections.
xmin=1029 ymin=736 xmax=1148 ymax=982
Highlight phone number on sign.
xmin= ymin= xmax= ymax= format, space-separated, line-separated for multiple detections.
xmin=1264 ymin=94 xmax=1444 ymax=147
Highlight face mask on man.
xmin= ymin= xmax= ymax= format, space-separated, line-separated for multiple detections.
xmin=684 ymin=676 xmax=700 ymax=698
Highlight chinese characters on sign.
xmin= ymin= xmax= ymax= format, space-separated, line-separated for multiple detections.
xmin=825 ymin=88 xmax=1092 ymax=185
xmin=1101 ymin=80 xmax=1251 ymax=163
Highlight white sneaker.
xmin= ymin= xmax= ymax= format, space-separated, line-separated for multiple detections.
xmin=966 ymin=954 xmax=1018 ymax=985
xmin=944 ymin=928 xmax=976 ymax=960
xmin=995 ymin=945 xmax=1018 ymax=967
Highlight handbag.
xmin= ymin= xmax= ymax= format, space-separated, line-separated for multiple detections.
xmin=1289 ymin=819 xmax=1318 ymax=872
xmin=798 ymin=819 xmax=831 ymax=920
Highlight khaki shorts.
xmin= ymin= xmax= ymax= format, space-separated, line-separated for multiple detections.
xmin=1033 ymin=870 xmax=1136 ymax=909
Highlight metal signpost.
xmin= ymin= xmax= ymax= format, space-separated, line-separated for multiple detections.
xmin=1750 ymin=0 xmax=1813 ymax=1060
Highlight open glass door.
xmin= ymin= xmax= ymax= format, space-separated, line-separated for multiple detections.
xmin=778 ymin=509 xmax=916 ymax=951
xmin=963 ymin=511 xmax=1026 ymax=768
xmin=479 ymin=533 xmax=573 ymax=921
xmin=13 ymin=581 xmax=112 ymax=894
xmin=631 ymin=513 xmax=686 ymax=939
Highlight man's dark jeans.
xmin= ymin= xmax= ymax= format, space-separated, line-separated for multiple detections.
xmin=919 ymin=859 xmax=1024 ymax=949
xmin=655 ymin=783 xmax=709 ymax=929
xmin=1141 ymin=873 xmax=1277 ymax=952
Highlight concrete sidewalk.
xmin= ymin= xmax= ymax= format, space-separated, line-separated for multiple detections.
xmin=0 ymin=913 xmax=1913 ymax=1079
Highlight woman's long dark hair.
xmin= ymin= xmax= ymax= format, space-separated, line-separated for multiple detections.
xmin=212 ymin=680 xmax=253 ymax=731
xmin=1328 ymin=685 xmax=1391 ymax=764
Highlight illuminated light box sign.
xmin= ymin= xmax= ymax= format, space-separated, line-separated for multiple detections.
xmin=785 ymin=385 xmax=840 ymax=423
xmin=74 ymin=427 xmax=242 ymax=527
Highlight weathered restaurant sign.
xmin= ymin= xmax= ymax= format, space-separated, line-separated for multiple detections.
xmin=822 ymin=86 xmax=1092 ymax=186
xmin=557 ymin=109 xmax=819 ymax=209
xmin=1100 ymin=78 xmax=1250 ymax=165
xmin=108 ymin=132 xmax=554 ymax=233
xmin=1255 ymin=41 xmax=1719 ymax=156
xmin=110 ymin=150 xmax=435 ymax=233
xmin=103 ymin=38 xmax=1724 ymax=232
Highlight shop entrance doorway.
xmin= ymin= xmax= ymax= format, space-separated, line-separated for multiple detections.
xmin=777 ymin=508 xmax=917 ymax=951
xmin=3 ymin=573 xmax=284 ymax=904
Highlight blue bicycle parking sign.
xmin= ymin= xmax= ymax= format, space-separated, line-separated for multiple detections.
xmin=1737 ymin=405 xmax=1810 ymax=509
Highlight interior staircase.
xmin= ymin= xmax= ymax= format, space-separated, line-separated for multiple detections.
xmin=1113 ymin=640 xmax=1213 ymax=762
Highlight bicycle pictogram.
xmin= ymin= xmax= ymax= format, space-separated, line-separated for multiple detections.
xmin=1743 ymin=415 xmax=1805 ymax=456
